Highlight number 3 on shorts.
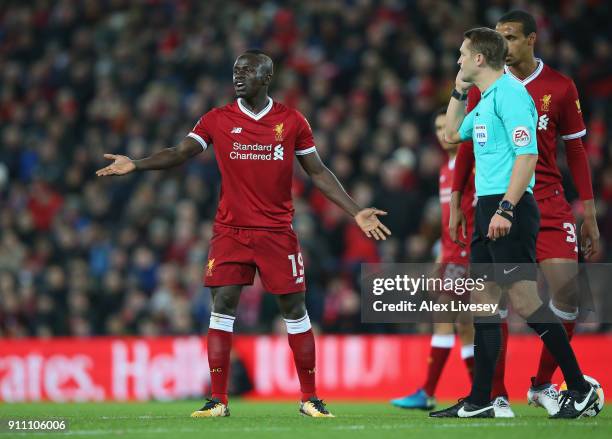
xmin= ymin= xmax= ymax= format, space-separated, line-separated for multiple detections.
xmin=563 ymin=222 xmax=577 ymax=243
xmin=563 ymin=222 xmax=578 ymax=253
xmin=288 ymin=253 xmax=304 ymax=282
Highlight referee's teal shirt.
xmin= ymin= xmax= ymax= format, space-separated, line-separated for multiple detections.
xmin=459 ymin=74 xmax=538 ymax=197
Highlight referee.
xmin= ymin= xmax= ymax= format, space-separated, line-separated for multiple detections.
xmin=430 ymin=27 xmax=598 ymax=419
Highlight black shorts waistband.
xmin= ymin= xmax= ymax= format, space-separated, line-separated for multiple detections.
xmin=476 ymin=192 xmax=532 ymax=201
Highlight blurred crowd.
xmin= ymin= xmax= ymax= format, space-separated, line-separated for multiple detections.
xmin=1 ymin=0 xmax=611 ymax=337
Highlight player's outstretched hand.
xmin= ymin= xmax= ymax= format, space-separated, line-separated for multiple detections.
xmin=355 ymin=208 xmax=391 ymax=241
xmin=580 ymin=216 xmax=600 ymax=259
xmin=96 ymin=154 xmax=136 ymax=176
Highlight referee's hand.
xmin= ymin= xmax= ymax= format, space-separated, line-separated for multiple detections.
xmin=487 ymin=212 xmax=513 ymax=240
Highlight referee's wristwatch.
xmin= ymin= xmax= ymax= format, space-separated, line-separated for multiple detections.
xmin=496 ymin=200 xmax=515 ymax=222
xmin=451 ymin=89 xmax=468 ymax=101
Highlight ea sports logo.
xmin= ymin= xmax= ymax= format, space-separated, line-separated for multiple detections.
xmin=512 ymin=126 xmax=531 ymax=147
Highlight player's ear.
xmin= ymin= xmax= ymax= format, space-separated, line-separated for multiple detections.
xmin=527 ymin=32 xmax=536 ymax=47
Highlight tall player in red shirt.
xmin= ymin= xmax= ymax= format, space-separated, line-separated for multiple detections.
xmin=391 ymin=108 xmax=476 ymax=411
xmin=96 ymin=50 xmax=391 ymax=417
xmin=450 ymin=11 xmax=600 ymax=415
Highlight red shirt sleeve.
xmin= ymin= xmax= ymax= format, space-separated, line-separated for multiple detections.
xmin=559 ymin=81 xmax=593 ymax=200
xmin=565 ymin=137 xmax=593 ymax=200
xmin=559 ymin=81 xmax=586 ymax=140
xmin=451 ymin=86 xmax=479 ymax=194
xmin=188 ymin=109 xmax=217 ymax=150
xmin=294 ymin=111 xmax=317 ymax=155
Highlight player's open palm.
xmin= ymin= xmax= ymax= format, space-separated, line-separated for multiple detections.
xmin=355 ymin=208 xmax=391 ymax=241
xmin=96 ymin=154 xmax=136 ymax=177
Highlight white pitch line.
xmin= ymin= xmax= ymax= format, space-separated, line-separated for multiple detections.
xmin=58 ymin=421 xmax=601 ymax=436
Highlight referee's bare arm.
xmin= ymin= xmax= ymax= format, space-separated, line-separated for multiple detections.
xmin=503 ymin=154 xmax=538 ymax=205
xmin=444 ymin=72 xmax=472 ymax=144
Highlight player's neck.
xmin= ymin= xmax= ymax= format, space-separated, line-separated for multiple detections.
xmin=508 ymin=56 xmax=539 ymax=80
xmin=475 ymin=69 xmax=504 ymax=93
xmin=239 ymin=93 xmax=271 ymax=114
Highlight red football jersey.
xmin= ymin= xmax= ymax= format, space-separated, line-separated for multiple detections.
xmin=189 ymin=98 xmax=316 ymax=230
xmin=466 ymin=61 xmax=587 ymax=200
xmin=440 ymin=157 xmax=476 ymax=264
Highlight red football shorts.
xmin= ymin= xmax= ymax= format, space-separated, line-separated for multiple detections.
xmin=439 ymin=262 xmax=470 ymax=301
xmin=536 ymin=193 xmax=578 ymax=262
xmin=204 ymin=224 xmax=306 ymax=294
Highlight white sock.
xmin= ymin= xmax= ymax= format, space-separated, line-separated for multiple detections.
xmin=209 ymin=312 xmax=235 ymax=332
xmin=431 ymin=334 xmax=455 ymax=348
xmin=284 ymin=313 xmax=312 ymax=334
xmin=549 ymin=300 xmax=578 ymax=321
xmin=461 ymin=344 xmax=474 ymax=359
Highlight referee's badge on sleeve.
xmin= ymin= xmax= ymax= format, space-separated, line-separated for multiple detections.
xmin=475 ymin=124 xmax=488 ymax=147
xmin=512 ymin=126 xmax=531 ymax=146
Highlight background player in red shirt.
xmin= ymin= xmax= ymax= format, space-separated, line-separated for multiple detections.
xmin=450 ymin=11 xmax=600 ymax=416
xmin=391 ymin=108 xmax=476 ymax=411
xmin=96 ymin=49 xmax=390 ymax=418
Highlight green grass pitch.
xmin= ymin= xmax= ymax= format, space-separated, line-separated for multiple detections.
xmin=1 ymin=401 xmax=610 ymax=439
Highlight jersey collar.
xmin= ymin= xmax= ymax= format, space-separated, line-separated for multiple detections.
xmin=481 ymin=74 xmax=506 ymax=98
xmin=237 ymin=97 xmax=273 ymax=121
xmin=504 ymin=58 xmax=544 ymax=85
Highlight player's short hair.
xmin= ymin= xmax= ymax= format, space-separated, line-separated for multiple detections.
xmin=498 ymin=10 xmax=537 ymax=36
xmin=242 ymin=49 xmax=274 ymax=75
xmin=463 ymin=27 xmax=508 ymax=70
xmin=432 ymin=107 xmax=447 ymax=127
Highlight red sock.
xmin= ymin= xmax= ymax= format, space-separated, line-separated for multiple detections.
xmin=461 ymin=345 xmax=475 ymax=382
xmin=423 ymin=336 xmax=453 ymax=396
xmin=207 ymin=328 xmax=232 ymax=405
xmin=534 ymin=320 xmax=576 ymax=386
xmin=288 ymin=329 xmax=317 ymax=402
xmin=491 ymin=319 xmax=508 ymax=398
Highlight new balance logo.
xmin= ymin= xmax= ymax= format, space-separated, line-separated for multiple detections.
xmin=538 ymin=114 xmax=549 ymax=131
xmin=273 ymin=144 xmax=284 ymax=160
xmin=295 ymin=276 xmax=304 ymax=284
xmin=231 ymin=127 xmax=242 ymax=134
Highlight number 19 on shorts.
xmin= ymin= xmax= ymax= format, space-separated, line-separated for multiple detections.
xmin=288 ymin=253 xmax=305 ymax=284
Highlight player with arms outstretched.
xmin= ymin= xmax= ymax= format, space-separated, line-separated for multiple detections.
xmin=450 ymin=11 xmax=600 ymax=416
xmin=96 ymin=49 xmax=390 ymax=418
xmin=390 ymin=108 xmax=476 ymax=411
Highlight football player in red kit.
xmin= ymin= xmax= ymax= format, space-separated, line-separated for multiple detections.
xmin=391 ymin=108 xmax=476 ymax=411
xmin=450 ymin=11 xmax=600 ymax=416
xmin=96 ymin=49 xmax=390 ymax=418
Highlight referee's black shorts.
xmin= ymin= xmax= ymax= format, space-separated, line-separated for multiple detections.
xmin=470 ymin=192 xmax=540 ymax=285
